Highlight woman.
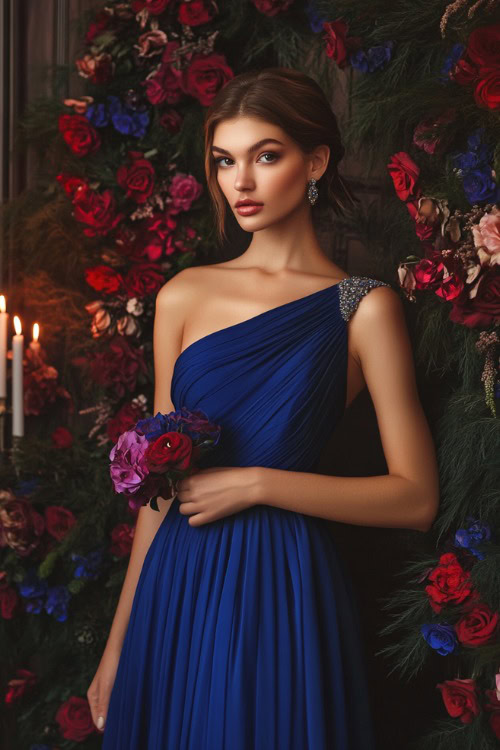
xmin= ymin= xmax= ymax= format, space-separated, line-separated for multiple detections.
xmin=89 ymin=67 xmax=440 ymax=749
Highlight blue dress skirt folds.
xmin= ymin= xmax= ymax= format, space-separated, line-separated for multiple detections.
xmin=102 ymin=275 xmax=390 ymax=749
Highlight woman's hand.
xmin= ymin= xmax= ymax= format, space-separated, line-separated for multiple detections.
xmin=176 ymin=466 xmax=261 ymax=526
xmin=87 ymin=647 xmax=121 ymax=733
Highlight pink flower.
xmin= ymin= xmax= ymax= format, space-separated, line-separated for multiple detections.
xmin=109 ymin=429 xmax=163 ymax=510
xmin=168 ymin=173 xmax=203 ymax=213
xmin=472 ymin=205 xmax=500 ymax=266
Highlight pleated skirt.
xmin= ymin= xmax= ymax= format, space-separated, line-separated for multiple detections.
xmin=102 ymin=497 xmax=376 ymax=749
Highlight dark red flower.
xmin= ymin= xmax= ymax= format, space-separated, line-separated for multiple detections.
xmin=55 ymin=696 xmax=96 ymax=741
xmin=123 ymin=263 xmax=165 ymax=298
xmin=0 ymin=572 xmax=19 ymax=619
xmin=455 ymin=603 xmax=499 ymax=646
xmin=51 ymin=426 xmax=73 ymax=449
xmin=132 ymin=0 xmax=171 ymax=14
xmin=72 ymin=185 xmax=125 ymax=237
xmin=425 ymin=552 xmax=473 ymax=613
xmin=178 ymin=0 xmax=216 ymax=25
xmin=387 ymin=152 xmax=421 ymax=202
xmin=44 ymin=506 xmax=77 ymax=542
xmin=110 ymin=522 xmax=135 ymax=557
xmin=107 ymin=402 xmax=144 ymax=444
xmin=117 ymin=151 xmax=155 ymax=205
xmin=449 ymin=266 xmax=500 ymax=328
xmin=179 ymin=53 xmax=234 ymax=106
xmin=4 ymin=669 xmax=36 ymax=705
xmin=145 ymin=431 xmax=194 ymax=473
xmin=250 ymin=0 xmax=294 ymax=17
xmin=474 ymin=68 xmax=500 ymax=110
xmin=436 ymin=678 xmax=480 ymax=724
xmin=58 ymin=114 xmax=101 ymax=158
xmin=85 ymin=336 xmax=148 ymax=398
xmin=85 ymin=265 xmax=125 ymax=295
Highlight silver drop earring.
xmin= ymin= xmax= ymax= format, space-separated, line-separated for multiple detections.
xmin=307 ymin=178 xmax=318 ymax=206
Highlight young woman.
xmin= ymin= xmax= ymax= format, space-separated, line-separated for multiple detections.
xmin=89 ymin=67 xmax=440 ymax=749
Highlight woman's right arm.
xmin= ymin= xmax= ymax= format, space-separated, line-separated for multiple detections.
xmin=87 ymin=269 xmax=194 ymax=731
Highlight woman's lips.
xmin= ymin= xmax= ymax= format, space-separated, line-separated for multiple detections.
xmin=236 ymin=204 xmax=264 ymax=215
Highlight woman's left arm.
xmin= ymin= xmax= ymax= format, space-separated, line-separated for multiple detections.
xmin=257 ymin=286 xmax=440 ymax=533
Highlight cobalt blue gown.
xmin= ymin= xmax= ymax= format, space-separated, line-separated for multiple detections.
xmin=102 ymin=275 xmax=390 ymax=749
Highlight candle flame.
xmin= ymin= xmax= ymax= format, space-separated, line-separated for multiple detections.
xmin=33 ymin=323 xmax=39 ymax=342
xmin=0 ymin=295 xmax=5 ymax=313
xmin=13 ymin=316 xmax=22 ymax=335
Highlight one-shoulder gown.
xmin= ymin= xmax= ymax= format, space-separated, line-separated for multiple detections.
xmin=102 ymin=275 xmax=390 ymax=749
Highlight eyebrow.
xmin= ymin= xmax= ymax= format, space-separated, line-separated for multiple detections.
xmin=211 ymin=138 xmax=285 ymax=156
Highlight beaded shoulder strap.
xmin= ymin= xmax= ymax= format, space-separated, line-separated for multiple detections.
xmin=337 ymin=276 xmax=391 ymax=323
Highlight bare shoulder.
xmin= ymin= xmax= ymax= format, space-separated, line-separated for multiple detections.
xmin=155 ymin=266 xmax=208 ymax=308
xmin=346 ymin=282 xmax=403 ymax=362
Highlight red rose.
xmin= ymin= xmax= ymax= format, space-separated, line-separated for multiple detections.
xmin=387 ymin=152 xmax=420 ymax=202
xmin=322 ymin=20 xmax=349 ymax=67
xmin=437 ymin=678 xmax=480 ymax=724
xmin=485 ymin=689 xmax=500 ymax=740
xmin=0 ymin=574 xmax=19 ymax=619
xmin=449 ymin=266 xmax=500 ymax=328
xmin=56 ymin=173 xmax=87 ymax=198
xmin=454 ymin=603 xmax=499 ymax=646
xmin=159 ymin=109 xmax=182 ymax=133
xmin=132 ymin=0 xmax=171 ymax=14
xmin=85 ymin=9 xmax=112 ymax=44
xmin=474 ymin=69 xmax=500 ymax=110
xmin=55 ymin=695 xmax=96 ymax=742
xmin=117 ymin=151 xmax=155 ymax=204
xmin=123 ymin=263 xmax=165 ymax=298
xmin=72 ymin=185 xmax=124 ymax=237
xmin=58 ymin=114 xmax=101 ymax=158
xmin=251 ymin=0 xmax=294 ymax=17
xmin=85 ymin=265 xmax=125 ymax=295
xmin=0 ymin=498 xmax=45 ymax=557
xmin=5 ymin=669 xmax=36 ymax=705
xmin=83 ymin=335 xmax=148 ymax=398
xmin=466 ymin=25 xmax=500 ymax=69
xmin=110 ymin=522 xmax=135 ymax=557
xmin=51 ymin=426 xmax=73 ymax=449
xmin=451 ymin=57 xmax=479 ymax=85
xmin=145 ymin=431 xmax=194 ymax=473
xmin=425 ymin=552 xmax=473 ymax=613
xmin=178 ymin=0 xmax=215 ymax=25
xmin=106 ymin=402 xmax=144 ymax=444
xmin=413 ymin=259 xmax=444 ymax=288
xmin=44 ymin=506 xmax=77 ymax=542
xmin=435 ymin=272 xmax=463 ymax=302
xmin=144 ymin=66 xmax=183 ymax=105
xmin=179 ymin=53 xmax=234 ymax=106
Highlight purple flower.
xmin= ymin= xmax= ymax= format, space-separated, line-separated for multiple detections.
xmin=85 ymin=101 xmax=110 ymax=128
xmin=137 ymin=408 xmax=221 ymax=447
xmin=107 ymin=95 xmax=150 ymax=138
xmin=109 ymin=428 xmax=151 ymax=495
xmin=462 ymin=169 xmax=500 ymax=205
xmin=421 ymin=623 xmax=458 ymax=655
xmin=304 ymin=0 xmax=326 ymax=33
xmin=44 ymin=585 xmax=71 ymax=622
xmin=350 ymin=42 xmax=393 ymax=73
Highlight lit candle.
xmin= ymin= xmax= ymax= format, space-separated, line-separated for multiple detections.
xmin=0 ymin=295 xmax=7 ymax=399
xmin=12 ymin=315 xmax=24 ymax=437
xmin=29 ymin=323 xmax=41 ymax=357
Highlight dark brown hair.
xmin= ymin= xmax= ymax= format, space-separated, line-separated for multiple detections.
xmin=203 ymin=67 xmax=360 ymax=245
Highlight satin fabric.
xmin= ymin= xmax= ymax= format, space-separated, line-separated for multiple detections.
xmin=102 ymin=279 xmax=377 ymax=749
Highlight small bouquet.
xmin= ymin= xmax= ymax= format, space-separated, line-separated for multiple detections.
xmin=109 ymin=407 xmax=221 ymax=512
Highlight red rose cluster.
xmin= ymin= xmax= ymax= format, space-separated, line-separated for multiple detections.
xmin=55 ymin=695 xmax=97 ymax=741
xmin=437 ymin=679 xmax=500 ymax=739
xmin=449 ymin=25 xmax=500 ymax=110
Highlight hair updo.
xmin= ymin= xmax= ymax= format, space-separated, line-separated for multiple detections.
xmin=203 ymin=66 xmax=359 ymax=244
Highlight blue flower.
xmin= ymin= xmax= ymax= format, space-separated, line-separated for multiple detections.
xmin=304 ymin=0 xmax=326 ymax=33
xmin=70 ymin=547 xmax=104 ymax=580
xmin=462 ymin=169 xmax=500 ymax=205
xmin=17 ymin=568 xmax=48 ymax=614
xmin=107 ymin=95 xmax=150 ymax=138
xmin=350 ymin=42 xmax=394 ymax=73
xmin=439 ymin=43 xmax=465 ymax=83
xmin=16 ymin=478 xmax=39 ymax=495
xmin=455 ymin=518 xmax=492 ymax=560
xmin=85 ymin=102 xmax=110 ymax=128
xmin=29 ymin=745 xmax=51 ymax=750
xmin=421 ymin=623 xmax=458 ymax=655
xmin=44 ymin=585 xmax=71 ymax=622
xmin=136 ymin=411 xmax=169 ymax=441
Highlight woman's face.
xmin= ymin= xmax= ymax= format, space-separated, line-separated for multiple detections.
xmin=211 ymin=116 xmax=328 ymax=230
